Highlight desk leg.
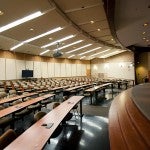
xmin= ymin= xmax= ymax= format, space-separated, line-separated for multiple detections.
xmin=90 ymin=93 xmax=92 ymax=105
xmin=79 ymin=100 xmax=83 ymax=129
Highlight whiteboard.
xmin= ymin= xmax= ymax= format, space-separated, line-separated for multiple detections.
xmin=76 ymin=64 xmax=82 ymax=76
xmin=66 ymin=63 xmax=71 ymax=77
xmin=34 ymin=61 xmax=41 ymax=78
xmin=41 ymin=62 xmax=48 ymax=78
xmin=54 ymin=63 xmax=60 ymax=77
xmin=48 ymin=62 xmax=54 ymax=77
xmin=0 ymin=58 xmax=5 ymax=80
xmin=6 ymin=59 xmax=16 ymax=80
xmin=71 ymin=64 xmax=77 ymax=76
xmin=60 ymin=63 xmax=66 ymax=77
xmin=25 ymin=61 xmax=33 ymax=70
xmin=81 ymin=64 xmax=86 ymax=76
xmin=16 ymin=60 xmax=25 ymax=79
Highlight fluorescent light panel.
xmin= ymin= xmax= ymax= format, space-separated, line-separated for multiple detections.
xmin=53 ymin=40 xmax=83 ymax=51
xmin=89 ymin=49 xmax=110 ymax=57
xmin=41 ymin=35 xmax=74 ymax=48
xmin=99 ymin=51 xmax=119 ymax=58
xmin=80 ymin=56 xmax=86 ymax=59
xmin=68 ymin=55 xmax=75 ymax=58
xmin=66 ymin=44 xmax=92 ymax=54
xmin=79 ymin=47 xmax=101 ymax=56
xmin=40 ymin=49 xmax=50 ymax=55
xmin=0 ymin=11 xmax=42 ymax=33
xmin=10 ymin=27 xmax=63 ymax=50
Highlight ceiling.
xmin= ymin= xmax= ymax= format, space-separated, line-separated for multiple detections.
xmin=0 ymin=0 xmax=126 ymax=60
xmin=114 ymin=0 xmax=150 ymax=49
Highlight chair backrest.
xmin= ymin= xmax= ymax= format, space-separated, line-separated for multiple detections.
xmin=34 ymin=111 xmax=47 ymax=122
xmin=9 ymin=90 xmax=16 ymax=95
xmin=0 ymin=129 xmax=17 ymax=149
xmin=12 ymin=99 xmax=22 ymax=105
xmin=53 ymin=102 xmax=60 ymax=109
xmin=0 ymin=105 xmax=4 ymax=110
xmin=0 ymin=92 xmax=7 ymax=99
xmin=0 ymin=88 xmax=5 ymax=92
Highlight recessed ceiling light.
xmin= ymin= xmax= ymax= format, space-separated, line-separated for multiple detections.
xmin=143 ymin=23 xmax=148 ymax=26
xmin=146 ymin=39 xmax=149 ymax=42
xmin=90 ymin=21 xmax=94 ymax=24
xmin=142 ymin=32 xmax=146 ymax=34
xmin=30 ymin=28 xmax=34 ymax=31
xmin=143 ymin=37 xmax=146 ymax=40
xmin=49 ymin=37 xmax=53 ymax=40
xmin=111 ymin=39 xmax=114 ymax=41
xmin=0 ymin=11 xmax=4 ymax=15
xmin=97 ymin=29 xmax=101 ymax=31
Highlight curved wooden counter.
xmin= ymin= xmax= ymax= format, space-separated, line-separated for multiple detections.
xmin=109 ymin=84 xmax=150 ymax=150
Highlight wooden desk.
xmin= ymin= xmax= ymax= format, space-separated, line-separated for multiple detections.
xmin=85 ymin=83 xmax=112 ymax=104
xmin=0 ymin=92 xmax=38 ymax=105
xmin=109 ymin=85 xmax=150 ymax=150
xmin=0 ymin=94 xmax=54 ymax=118
xmin=64 ymin=84 xmax=92 ymax=96
xmin=4 ymin=96 xmax=84 ymax=150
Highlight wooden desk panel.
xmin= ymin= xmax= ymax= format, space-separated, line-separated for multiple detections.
xmin=5 ymin=96 xmax=84 ymax=150
xmin=0 ymin=94 xmax=54 ymax=118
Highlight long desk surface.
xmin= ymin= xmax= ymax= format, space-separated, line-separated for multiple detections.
xmin=0 ymin=92 xmax=38 ymax=105
xmin=109 ymin=85 xmax=150 ymax=150
xmin=5 ymin=96 xmax=84 ymax=150
xmin=85 ymin=83 xmax=112 ymax=92
xmin=0 ymin=94 xmax=54 ymax=118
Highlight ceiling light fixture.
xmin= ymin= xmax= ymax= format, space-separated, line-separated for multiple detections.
xmin=97 ymin=29 xmax=101 ymax=31
xmin=30 ymin=28 xmax=34 ymax=31
xmin=53 ymin=40 xmax=83 ymax=51
xmin=143 ymin=23 xmax=148 ymax=26
xmin=0 ymin=11 xmax=42 ymax=33
xmin=142 ymin=37 xmax=146 ymax=40
xmin=66 ymin=44 xmax=92 ymax=54
xmin=80 ymin=56 xmax=86 ymax=59
xmin=68 ymin=55 xmax=75 ymax=58
xmin=142 ymin=32 xmax=146 ymax=34
xmin=79 ymin=47 xmax=101 ymax=55
xmin=90 ymin=21 xmax=94 ymax=24
xmin=0 ymin=11 xmax=4 ymax=15
xmin=40 ymin=49 xmax=50 ymax=55
xmin=99 ymin=51 xmax=119 ymax=58
xmin=89 ymin=49 xmax=110 ymax=57
xmin=10 ymin=27 xmax=63 ymax=50
xmin=41 ymin=35 xmax=74 ymax=48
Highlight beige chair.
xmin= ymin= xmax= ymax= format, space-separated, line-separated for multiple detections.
xmin=12 ymin=99 xmax=31 ymax=121
xmin=0 ymin=92 xmax=7 ymax=99
xmin=0 ymin=129 xmax=17 ymax=149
